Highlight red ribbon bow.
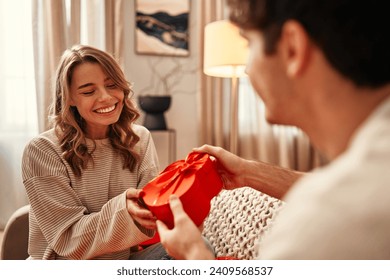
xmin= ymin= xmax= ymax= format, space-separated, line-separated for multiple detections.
xmin=150 ymin=152 xmax=209 ymax=205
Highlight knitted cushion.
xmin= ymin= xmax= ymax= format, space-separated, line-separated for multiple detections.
xmin=203 ymin=187 xmax=284 ymax=260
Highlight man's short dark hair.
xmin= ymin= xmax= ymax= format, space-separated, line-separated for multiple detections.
xmin=228 ymin=0 xmax=390 ymax=88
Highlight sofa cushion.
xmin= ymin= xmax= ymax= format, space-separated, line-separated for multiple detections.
xmin=203 ymin=187 xmax=284 ymax=259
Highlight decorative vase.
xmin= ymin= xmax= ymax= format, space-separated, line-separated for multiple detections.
xmin=138 ymin=95 xmax=171 ymax=130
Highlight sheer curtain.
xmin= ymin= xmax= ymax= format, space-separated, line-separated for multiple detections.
xmin=0 ymin=0 xmax=37 ymax=229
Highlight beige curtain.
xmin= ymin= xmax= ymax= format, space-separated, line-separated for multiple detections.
xmin=32 ymin=0 xmax=124 ymax=133
xmin=105 ymin=0 xmax=124 ymax=66
xmin=32 ymin=0 xmax=69 ymax=132
xmin=197 ymin=1 xmax=322 ymax=171
xmin=196 ymin=0 xmax=228 ymax=149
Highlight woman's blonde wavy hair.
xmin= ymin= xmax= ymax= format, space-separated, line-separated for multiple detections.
xmin=50 ymin=45 xmax=140 ymax=177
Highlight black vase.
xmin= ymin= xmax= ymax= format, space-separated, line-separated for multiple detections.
xmin=138 ymin=95 xmax=171 ymax=130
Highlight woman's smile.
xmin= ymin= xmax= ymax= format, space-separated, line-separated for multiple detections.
xmin=94 ymin=103 xmax=117 ymax=114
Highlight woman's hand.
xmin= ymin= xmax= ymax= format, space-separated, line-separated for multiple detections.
xmin=193 ymin=145 xmax=248 ymax=190
xmin=126 ymin=188 xmax=156 ymax=230
xmin=156 ymin=195 xmax=214 ymax=260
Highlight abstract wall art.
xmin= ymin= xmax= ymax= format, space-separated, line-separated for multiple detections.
xmin=135 ymin=0 xmax=190 ymax=56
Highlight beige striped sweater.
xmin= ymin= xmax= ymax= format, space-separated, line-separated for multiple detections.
xmin=21 ymin=125 xmax=160 ymax=259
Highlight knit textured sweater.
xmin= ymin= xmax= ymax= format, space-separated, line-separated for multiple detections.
xmin=22 ymin=125 xmax=159 ymax=259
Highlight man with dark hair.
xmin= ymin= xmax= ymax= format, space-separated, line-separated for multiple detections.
xmin=156 ymin=0 xmax=390 ymax=259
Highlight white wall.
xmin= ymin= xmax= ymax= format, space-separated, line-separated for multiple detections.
xmin=123 ymin=1 xmax=200 ymax=163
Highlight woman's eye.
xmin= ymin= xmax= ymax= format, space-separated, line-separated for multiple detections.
xmin=82 ymin=90 xmax=94 ymax=95
xmin=106 ymin=84 xmax=117 ymax=89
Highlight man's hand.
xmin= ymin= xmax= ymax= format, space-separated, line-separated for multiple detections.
xmin=194 ymin=144 xmax=301 ymax=199
xmin=126 ymin=188 xmax=156 ymax=230
xmin=156 ymin=195 xmax=214 ymax=260
xmin=194 ymin=145 xmax=247 ymax=190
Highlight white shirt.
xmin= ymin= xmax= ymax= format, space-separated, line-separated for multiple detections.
xmin=260 ymin=97 xmax=390 ymax=259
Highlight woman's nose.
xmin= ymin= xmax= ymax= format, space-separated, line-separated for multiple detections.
xmin=97 ymin=88 xmax=111 ymax=101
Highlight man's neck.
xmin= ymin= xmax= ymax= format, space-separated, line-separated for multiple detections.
xmin=302 ymin=84 xmax=390 ymax=161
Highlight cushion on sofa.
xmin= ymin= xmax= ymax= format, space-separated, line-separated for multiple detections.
xmin=203 ymin=187 xmax=284 ymax=260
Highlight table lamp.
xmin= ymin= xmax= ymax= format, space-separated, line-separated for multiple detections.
xmin=203 ymin=20 xmax=248 ymax=154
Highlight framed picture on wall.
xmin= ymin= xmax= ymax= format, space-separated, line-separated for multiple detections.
xmin=135 ymin=0 xmax=190 ymax=57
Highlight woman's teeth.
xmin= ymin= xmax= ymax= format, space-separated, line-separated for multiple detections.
xmin=96 ymin=105 xmax=115 ymax=114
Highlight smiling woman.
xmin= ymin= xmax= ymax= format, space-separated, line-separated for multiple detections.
xmin=20 ymin=45 xmax=173 ymax=260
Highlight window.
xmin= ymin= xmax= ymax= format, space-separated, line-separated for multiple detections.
xmin=0 ymin=0 xmax=38 ymax=135
xmin=0 ymin=0 xmax=37 ymax=228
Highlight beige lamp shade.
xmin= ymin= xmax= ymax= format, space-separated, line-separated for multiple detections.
xmin=203 ymin=20 xmax=248 ymax=78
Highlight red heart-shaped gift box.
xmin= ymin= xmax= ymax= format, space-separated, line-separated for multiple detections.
xmin=140 ymin=152 xmax=223 ymax=230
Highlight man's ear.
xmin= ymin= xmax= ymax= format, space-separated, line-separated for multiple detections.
xmin=279 ymin=20 xmax=311 ymax=77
